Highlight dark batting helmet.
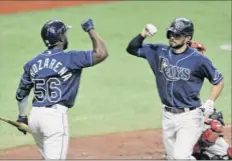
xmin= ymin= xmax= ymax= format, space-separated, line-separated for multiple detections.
xmin=166 ymin=18 xmax=194 ymax=39
xmin=41 ymin=20 xmax=71 ymax=47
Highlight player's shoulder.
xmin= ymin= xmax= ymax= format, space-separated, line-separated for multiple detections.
xmin=64 ymin=50 xmax=76 ymax=54
xmin=190 ymin=49 xmax=212 ymax=64
xmin=23 ymin=58 xmax=35 ymax=70
xmin=23 ymin=50 xmax=47 ymax=68
xmin=190 ymin=48 xmax=205 ymax=57
xmin=192 ymin=49 xmax=209 ymax=59
xmin=144 ymin=43 xmax=168 ymax=50
xmin=24 ymin=54 xmax=39 ymax=67
xmin=65 ymin=50 xmax=93 ymax=58
xmin=64 ymin=49 xmax=90 ymax=55
xmin=28 ymin=53 xmax=43 ymax=63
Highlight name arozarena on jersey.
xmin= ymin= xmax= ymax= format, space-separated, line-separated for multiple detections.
xmin=30 ymin=58 xmax=72 ymax=81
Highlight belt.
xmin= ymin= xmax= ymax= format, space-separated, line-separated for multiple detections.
xmin=164 ymin=106 xmax=197 ymax=114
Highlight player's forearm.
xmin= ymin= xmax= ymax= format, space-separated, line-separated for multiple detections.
xmin=208 ymin=79 xmax=224 ymax=101
xmin=88 ymin=29 xmax=108 ymax=59
xmin=17 ymin=96 xmax=28 ymax=116
xmin=16 ymin=80 xmax=32 ymax=116
xmin=126 ymin=34 xmax=145 ymax=55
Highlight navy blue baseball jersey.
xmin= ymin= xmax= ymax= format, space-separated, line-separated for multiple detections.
xmin=131 ymin=43 xmax=223 ymax=108
xmin=18 ymin=48 xmax=93 ymax=108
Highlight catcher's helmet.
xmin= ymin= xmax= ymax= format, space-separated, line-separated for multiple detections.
xmin=166 ymin=18 xmax=194 ymax=39
xmin=41 ymin=20 xmax=71 ymax=47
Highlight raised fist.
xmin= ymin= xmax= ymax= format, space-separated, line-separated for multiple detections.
xmin=81 ymin=19 xmax=94 ymax=32
xmin=142 ymin=24 xmax=157 ymax=37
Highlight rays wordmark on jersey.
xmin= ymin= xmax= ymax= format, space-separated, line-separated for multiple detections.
xmin=159 ymin=57 xmax=191 ymax=81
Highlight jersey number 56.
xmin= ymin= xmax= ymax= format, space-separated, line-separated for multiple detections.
xmin=33 ymin=78 xmax=62 ymax=103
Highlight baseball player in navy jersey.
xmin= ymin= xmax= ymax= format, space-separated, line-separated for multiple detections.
xmin=15 ymin=19 xmax=108 ymax=159
xmin=126 ymin=18 xmax=225 ymax=159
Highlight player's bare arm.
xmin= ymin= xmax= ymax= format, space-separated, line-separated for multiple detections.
xmin=201 ymin=79 xmax=224 ymax=117
xmin=208 ymin=79 xmax=224 ymax=101
xmin=81 ymin=19 xmax=108 ymax=65
xmin=88 ymin=29 xmax=108 ymax=65
xmin=201 ymin=84 xmax=224 ymax=117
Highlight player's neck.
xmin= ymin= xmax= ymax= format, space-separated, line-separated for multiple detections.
xmin=172 ymin=44 xmax=188 ymax=54
xmin=48 ymin=44 xmax=64 ymax=51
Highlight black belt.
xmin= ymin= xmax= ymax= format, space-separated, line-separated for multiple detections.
xmin=164 ymin=106 xmax=197 ymax=114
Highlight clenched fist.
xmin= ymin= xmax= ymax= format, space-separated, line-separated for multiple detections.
xmin=81 ymin=19 xmax=94 ymax=32
xmin=141 ymin=24 xmax=157 ymax=37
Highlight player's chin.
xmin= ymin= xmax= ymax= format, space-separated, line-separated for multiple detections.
xmin=169 ymin=42 xmax=177 ymax=48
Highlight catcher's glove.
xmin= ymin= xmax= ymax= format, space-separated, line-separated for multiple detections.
xmin=189 ymin=41 xmax=206 ymax=54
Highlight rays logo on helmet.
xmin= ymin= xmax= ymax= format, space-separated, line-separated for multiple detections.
xmin=48 ymin=27 xmax=56 ymax=34
xmin=174 ymin=21 xmax=185 ymax=29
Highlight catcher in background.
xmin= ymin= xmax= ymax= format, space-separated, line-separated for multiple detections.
xmin=190 ymin=41 xmax=232 ymax=160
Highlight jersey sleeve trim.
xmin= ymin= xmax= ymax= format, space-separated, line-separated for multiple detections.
xmin=21 ymin=77 xmax=32 ymax=84
xmin=89 ymin=50 xmax=93 ymax=66
xmin=137 ymin=48 xmax=141 ymax=57
xmin=211 ymin=76 xmax=223 ymax=85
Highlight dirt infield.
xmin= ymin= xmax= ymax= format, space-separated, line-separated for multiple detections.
xmin=0 ymin=127 xmax=231 ymax=159
xmin=0 ymin=1 xmax=109 ymax=14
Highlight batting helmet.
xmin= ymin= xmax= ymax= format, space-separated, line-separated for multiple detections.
xmin=166 ymin=18 xmax=194 ymax=39
xmin=41 ymin=20 xmax=71 ymax=47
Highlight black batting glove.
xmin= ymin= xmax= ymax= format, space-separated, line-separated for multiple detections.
xmin=16 ymin=115 xmax=28 ymax=135
xmin=81 ymin=19 xmax=94 ymax=32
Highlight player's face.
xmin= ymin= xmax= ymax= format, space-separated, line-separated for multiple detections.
xmin=168 ymin=32 xmax=189 ymax=49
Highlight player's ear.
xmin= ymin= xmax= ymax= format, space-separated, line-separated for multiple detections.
xmin=185 ymin=36 xmax=191 ymax=44
xmin=186 ymin=36 xmax=191 ymax=41
xmin=59 ymin=34 xmax=64 ymax=42
xmin=60 ymin=33 xmax=68 ymax=43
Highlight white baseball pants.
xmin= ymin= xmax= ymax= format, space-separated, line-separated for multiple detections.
xmin=162 ymin=106 xmax=204 ymax=160
xmin=28 ymin=104 xmax=69 ymax=159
